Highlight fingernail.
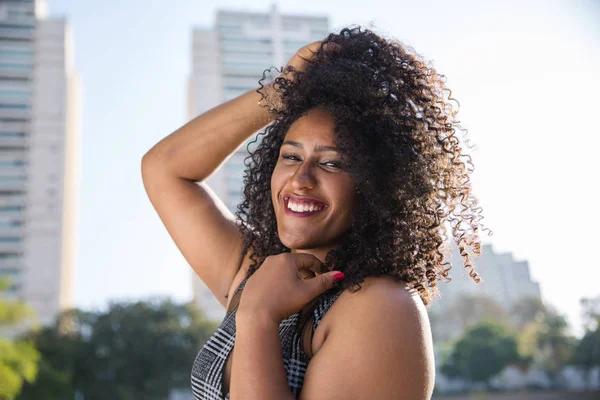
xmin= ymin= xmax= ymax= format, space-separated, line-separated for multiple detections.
xmin=332 ymin=272 xmax=345 ymax=284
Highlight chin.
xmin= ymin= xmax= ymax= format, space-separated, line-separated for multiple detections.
xmin=280 ymin=238 xmax=309 ymax=250
xmin=279 ymin=233 xmax=316 ymax=250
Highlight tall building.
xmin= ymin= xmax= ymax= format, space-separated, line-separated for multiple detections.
xmin=431 ymin=242 xmax=541 ymax=313
xmin=0 ymin=0 xmax=81 ymax=327
xmin=189 ymin=4 xmax=329 ymax=320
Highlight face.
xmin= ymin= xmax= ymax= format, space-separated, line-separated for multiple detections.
xmin=271 ymin=108 xmax=357 ymax=261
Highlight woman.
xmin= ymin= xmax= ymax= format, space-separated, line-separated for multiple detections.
xmin=142 ymin=26 xmax=488 ymax=400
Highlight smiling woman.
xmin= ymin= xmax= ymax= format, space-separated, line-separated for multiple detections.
xmin=142 ymin=25 xmax=489 ymax=400
xmin=271 ymin=108 xmax=357 ymax=255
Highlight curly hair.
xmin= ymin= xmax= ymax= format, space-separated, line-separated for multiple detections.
xmin=233 ymin=26 xmax=491 ymax=315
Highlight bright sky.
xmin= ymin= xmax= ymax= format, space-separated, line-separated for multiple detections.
xmin=45 ymin=0 xmax=600 ymax=337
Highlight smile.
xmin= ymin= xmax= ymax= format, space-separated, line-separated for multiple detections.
xmin=283 ymin=195 xmax=328 ymax=218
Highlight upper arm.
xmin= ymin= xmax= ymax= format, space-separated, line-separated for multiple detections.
xmin=141 ymin=158 xmax=250 ymax=308
xmin=299 ymin=278 xmax=435 ymax=400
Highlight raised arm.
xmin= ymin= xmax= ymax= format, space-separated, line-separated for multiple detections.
xmin=141 ymin=84 xmax=275 ymax=308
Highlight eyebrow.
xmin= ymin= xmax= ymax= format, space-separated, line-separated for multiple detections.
xmin=281 ymin=140 xmax=339 ymax=153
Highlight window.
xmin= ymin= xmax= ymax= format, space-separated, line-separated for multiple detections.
xmin=0 ymin=177 xmax=26 ymax=184
xmin=0 ymin=24 xmax=35 ymax=30
xmin=0 ymin=220 xmax=22 ymax=228
xmin=0 ymin=237 xmax=21 ymax=243
xmin=0 ymin=63 xmax=33 ymax=72
xmin=0 ymin=104 xmax=29 ymax=110
xmin=0 ymin=205 xmax=24 ymax=211
xmin=226 ymin=174 xmax=244 ymax=187
xmin=0 ymin=252 xmax=21 ymax=260
xmin=7 ymin=9 xmax=36 ymax=21
xmin=282 ymin=22 xmax=302 ymax=31
xmin=222 ymin=49 xmax=272 ymax=57
xmin=0 ymin=131 xmax=27 ymax=137
xmin=217 ymin=24 xmax=242 ymax=32
xmin=0 ymin=48 xmax=33 ymax=60
xmin=0 ymin=88 xmax=31 ymax=100
xmin=220 ymin=38 xmax=272 ymax=46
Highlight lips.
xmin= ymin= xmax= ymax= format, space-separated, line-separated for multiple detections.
xmin=282 ymin=193 xmax=328 ymax=207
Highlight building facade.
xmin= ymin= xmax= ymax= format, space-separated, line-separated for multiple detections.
xmin=0 ymin=0 xmax=80 ymax=327
xmin=432 ymin=242 xmax=541 ymax=313
xmin=189 ymin=4 xmax=329 ymax=321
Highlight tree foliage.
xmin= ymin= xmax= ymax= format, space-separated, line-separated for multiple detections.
xmin=441 ymin=319 xmax=520 ymax=385
xmin=429 ymin=293 xmax=510 ymax=343
xmin=572 ymin=296 xmax=600 ymax=389
xmin=510 ymin=296 xmax=546 ymax=331
xmin=18 ymin=298 xmax=219 ymax=400
xmin=0 ymin=278 xmax=40 ymax=400
xmin=580 ymin=296 xmax=600 ymax=331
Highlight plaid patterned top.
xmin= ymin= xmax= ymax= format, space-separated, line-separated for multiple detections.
xmin=191 ymin=276 xmax=344 ymax=400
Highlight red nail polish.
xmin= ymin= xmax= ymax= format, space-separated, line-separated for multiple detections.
xmin=332 ymin=272 xmax=345 ymax=284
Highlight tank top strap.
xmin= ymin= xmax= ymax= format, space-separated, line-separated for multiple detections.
xmin=312 ymin=286 xmax=344 ymax=328
xmin=235 ymin=275 xmax=251 ymax=294
xmin=225 ymin=275 xmax=251 ymax=315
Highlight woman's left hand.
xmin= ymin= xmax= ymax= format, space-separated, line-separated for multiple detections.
xmin=237 ymin=253 xmax=344 ymax=324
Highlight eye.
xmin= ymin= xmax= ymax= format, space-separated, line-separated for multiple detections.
xmin=281 ymin=154 xmax=301 ymax=162
xmin=280 ymin=154 xmax=343 ymax=170
xmin=322 ymin=160 xmax=343 ymax=169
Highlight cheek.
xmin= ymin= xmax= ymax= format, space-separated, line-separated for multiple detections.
xmin=270 ymin=165 xmax=284 ymax=201
xmin=336 ymin=180 xmax=357 ymax=215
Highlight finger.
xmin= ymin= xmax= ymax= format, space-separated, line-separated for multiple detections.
xmin=291 ymin=253 xmax=327 ymax=275
xmin=307 ymin=271 xmax=345 ymax=297
xmin=305 ymin=40 xmax=323 ymax=51
xmin=297 ymin=268 xmax=317 ymax=281
xmin=305 ymin=40 xmax=340 ymax=55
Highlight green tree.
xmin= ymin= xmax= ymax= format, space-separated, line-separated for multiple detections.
xmin=532 ymin=306 xmax=577 ymax=388
xmin=510 ymin=296 xmax=546 ymax=331
xmin=580 ymin=296 xmax=600 ymax=331
xmin=441 ymin=294 xmax=510 ymax=343
xmin=571 ymin=296 xmax=600 ymax=389
xmin=17 ymin=309 xmax=93 ymax=400
xmin=0 ymin=278 xmax=40 ymax=400
xmin=19 ymin=298 xmax=219 ymax=400
xmin=509 ymin=299 xmax=577 ymax=386
xmin=441 ymin=319 xmax=520 ymax=388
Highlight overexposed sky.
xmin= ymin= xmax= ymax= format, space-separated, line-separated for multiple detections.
xmin=46 ymin=0 xmax=599 ymax=336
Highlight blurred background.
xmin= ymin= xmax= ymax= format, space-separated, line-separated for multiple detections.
xmin=0 ymin=0 xmax=599 ymax=398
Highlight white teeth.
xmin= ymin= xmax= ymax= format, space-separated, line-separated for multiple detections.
xmin=286 ymin=199 xmax=325 ymax=213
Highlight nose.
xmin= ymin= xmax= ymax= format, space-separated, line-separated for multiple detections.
xmin=289 ymin=162 xmax=316 ymax=191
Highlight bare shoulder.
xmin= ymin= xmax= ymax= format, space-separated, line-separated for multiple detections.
xmin=332 ymin=276 xmax=432 ymax=339
xmin=318 ymin=275 xmax=430 ymax=338
xmin=337 ymin=275 xmax=423 ymax=307
xmin=304 ymin=276 xmax=435 ymax=399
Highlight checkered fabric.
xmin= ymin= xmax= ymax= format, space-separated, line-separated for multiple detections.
xmin=191 ymin=276 xmax=343 ymax=399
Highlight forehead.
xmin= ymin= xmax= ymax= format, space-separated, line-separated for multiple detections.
xmin=284 ymin=108 xmax=337 ymax=144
